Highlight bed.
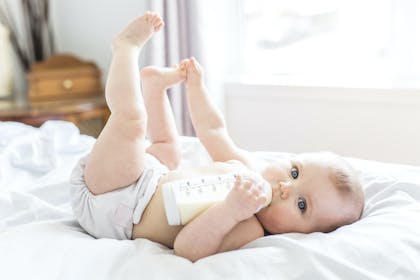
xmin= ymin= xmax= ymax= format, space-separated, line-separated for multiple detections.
xmin=1 ymin=120 xmax=420 ymax=280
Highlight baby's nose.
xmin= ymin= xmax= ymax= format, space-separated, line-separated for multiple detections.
xmin=279 ymin=182 xmax=293 ymax=199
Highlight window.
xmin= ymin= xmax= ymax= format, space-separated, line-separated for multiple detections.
xmin=238 ymin=0 xmax=420 ymax=87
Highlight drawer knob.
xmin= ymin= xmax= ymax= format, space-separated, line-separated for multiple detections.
xmin=62 ymin=79 xmax=73 ymax=90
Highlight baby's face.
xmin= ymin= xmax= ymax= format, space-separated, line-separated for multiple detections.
xmin=256 ymin=153 xmax=346 ymax=234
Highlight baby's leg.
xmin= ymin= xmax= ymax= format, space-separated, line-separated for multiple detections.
xmin=184 ymin=58 xmax=227 ymax=156
xmin=184 ymin=58 xmax=252 ymax=165
xmin=140 ymin=62 xmax=187 ymax=170
xmin=84 ymin=13 xmax=164 ymax=195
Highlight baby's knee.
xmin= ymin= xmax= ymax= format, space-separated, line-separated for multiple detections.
xmin=108 ymin=116 xmax=147 ymax=141
xmin=125 ymin=119 xmax=148 ymax=141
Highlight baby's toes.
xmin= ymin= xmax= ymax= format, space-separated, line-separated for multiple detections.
xmin=144 ymin=11 xmax=152 ymax=22
xmin=188 ymin=59 xmax=199 ymax=73
xmin=190 ymin=58 xmax=204 ymax=76
xmin=148 ymin=12 xmax=157 ymax=20
xmin=181 ymin=58 xmax=189 ymax=65
xmin=152 ymin=15 xmax=161 ymax=25
xmin=154 ymin=21 xmax=164 ymax=31
xmin=153 ymin=16 xmax=164 ymax=30
xmin=190 ymin=57 xmax=198 ymax=69
xmin=179 ymin=59 xmax=189 ymax=70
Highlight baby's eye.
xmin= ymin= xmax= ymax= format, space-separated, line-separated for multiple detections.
xmin=297 ymin=197 xmax=307 ymax=213
xmin=291 ymin=167 xmax=299 ymax=179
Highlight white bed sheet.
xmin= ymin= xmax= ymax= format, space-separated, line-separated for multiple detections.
xmin=1 ymin=121 xmax=420 ymax=280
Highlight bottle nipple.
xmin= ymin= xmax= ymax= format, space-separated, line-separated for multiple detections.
xmin=253 ymin=180 xmax=272 ymax=213
xmin=262 ymin=181 xmax=272 ymax=206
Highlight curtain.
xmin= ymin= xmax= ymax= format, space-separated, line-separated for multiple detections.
xmin=0 ymin=0 xmax=54 ymax=71
xmin=143 ymin=0 xmax=204 ymax=136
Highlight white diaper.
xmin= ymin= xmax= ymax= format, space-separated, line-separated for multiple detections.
xmin=69 ymin=153 xmax=169 ymax=240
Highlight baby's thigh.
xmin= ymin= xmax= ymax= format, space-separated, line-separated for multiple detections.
xmin=84 ymin=116 xmax=147 ymax=195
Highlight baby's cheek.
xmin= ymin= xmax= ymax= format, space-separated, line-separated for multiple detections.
xmin=268 ymin=204 xmax=286 ymax=222
xmin=276 ymin=204 xmax=298 ymax=225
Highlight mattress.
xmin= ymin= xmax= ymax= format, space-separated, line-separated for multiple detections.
xmin=0 ymin=121 xmax=419 ymax=280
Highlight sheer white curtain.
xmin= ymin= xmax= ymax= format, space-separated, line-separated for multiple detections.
xmin=237 ymin=0 xmax=420 ymax=87
xmin=142 ymin=0 xmax=205 ymax=136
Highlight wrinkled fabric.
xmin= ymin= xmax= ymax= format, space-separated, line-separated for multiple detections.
xmin=1 ymin=120 xmax=420 ymax=280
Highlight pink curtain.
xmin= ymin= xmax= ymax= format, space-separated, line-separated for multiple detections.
xmin=144 ymin=0 xmax=204 ymax=136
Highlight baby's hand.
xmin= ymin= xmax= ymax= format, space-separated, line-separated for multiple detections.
xmin=184 ymin=57 xmax=204 ymax=88
xmin=223 ymin=175 xmax=267 ymax=223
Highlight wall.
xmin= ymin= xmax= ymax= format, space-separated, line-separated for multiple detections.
xmin=52 ymin=0 xmax=147 ymax=82
xmin=5 ymin=0 xmax=30 ymax=100
xmin=8 ymin=1 xmax=233 ymax=109
xmin=225 ymin=83 xmax=420 ymax=166
xmin=9 ymin=0 xmax=148 ymax=100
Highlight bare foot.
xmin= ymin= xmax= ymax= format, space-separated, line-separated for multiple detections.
xmin=185 ymin=57 xmax=204 ymax=88
xmin=140 ymin=62 xmax=187 ymax=92
xmin=112 ymin=12 xmax=164 ymax=52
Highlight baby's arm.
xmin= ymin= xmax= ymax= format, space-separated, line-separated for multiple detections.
xmin=173 ymin=175 xmax=266 ymax=262
xmin=184 ymin=58 xmax=255 ymax=169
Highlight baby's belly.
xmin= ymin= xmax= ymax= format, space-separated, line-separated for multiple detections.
xmin=131 ymin=162 xmax=238 ymax=248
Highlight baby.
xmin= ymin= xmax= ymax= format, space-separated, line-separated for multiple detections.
xmin=70 ymin=12 xmax=364 ymax=262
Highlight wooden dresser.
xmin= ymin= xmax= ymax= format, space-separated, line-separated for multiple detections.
xmin=0 ymin=97 xmax=110 ymax=137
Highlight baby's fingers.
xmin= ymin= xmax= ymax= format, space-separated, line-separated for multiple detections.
xmin=249 ymin=185 xmax=265 ymax=202
xmin=233 ymin=175 xmax=243 ymax=190
xmin=234 ymin=175 xmax=250 ymax=189
xmin=249 ymin=184 xmax=262 ymax=196
xmin=254 ymin=194 xmax=268 ymax=213
xmin=256 ymin=193 xmax=267 ymax=205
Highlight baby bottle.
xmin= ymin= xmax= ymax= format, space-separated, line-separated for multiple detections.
xmin=162 ymin=172 xmax=272 ymax=226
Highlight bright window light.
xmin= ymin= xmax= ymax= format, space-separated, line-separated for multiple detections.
xmin=239 ymin=0 xmax=420 ymax=87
